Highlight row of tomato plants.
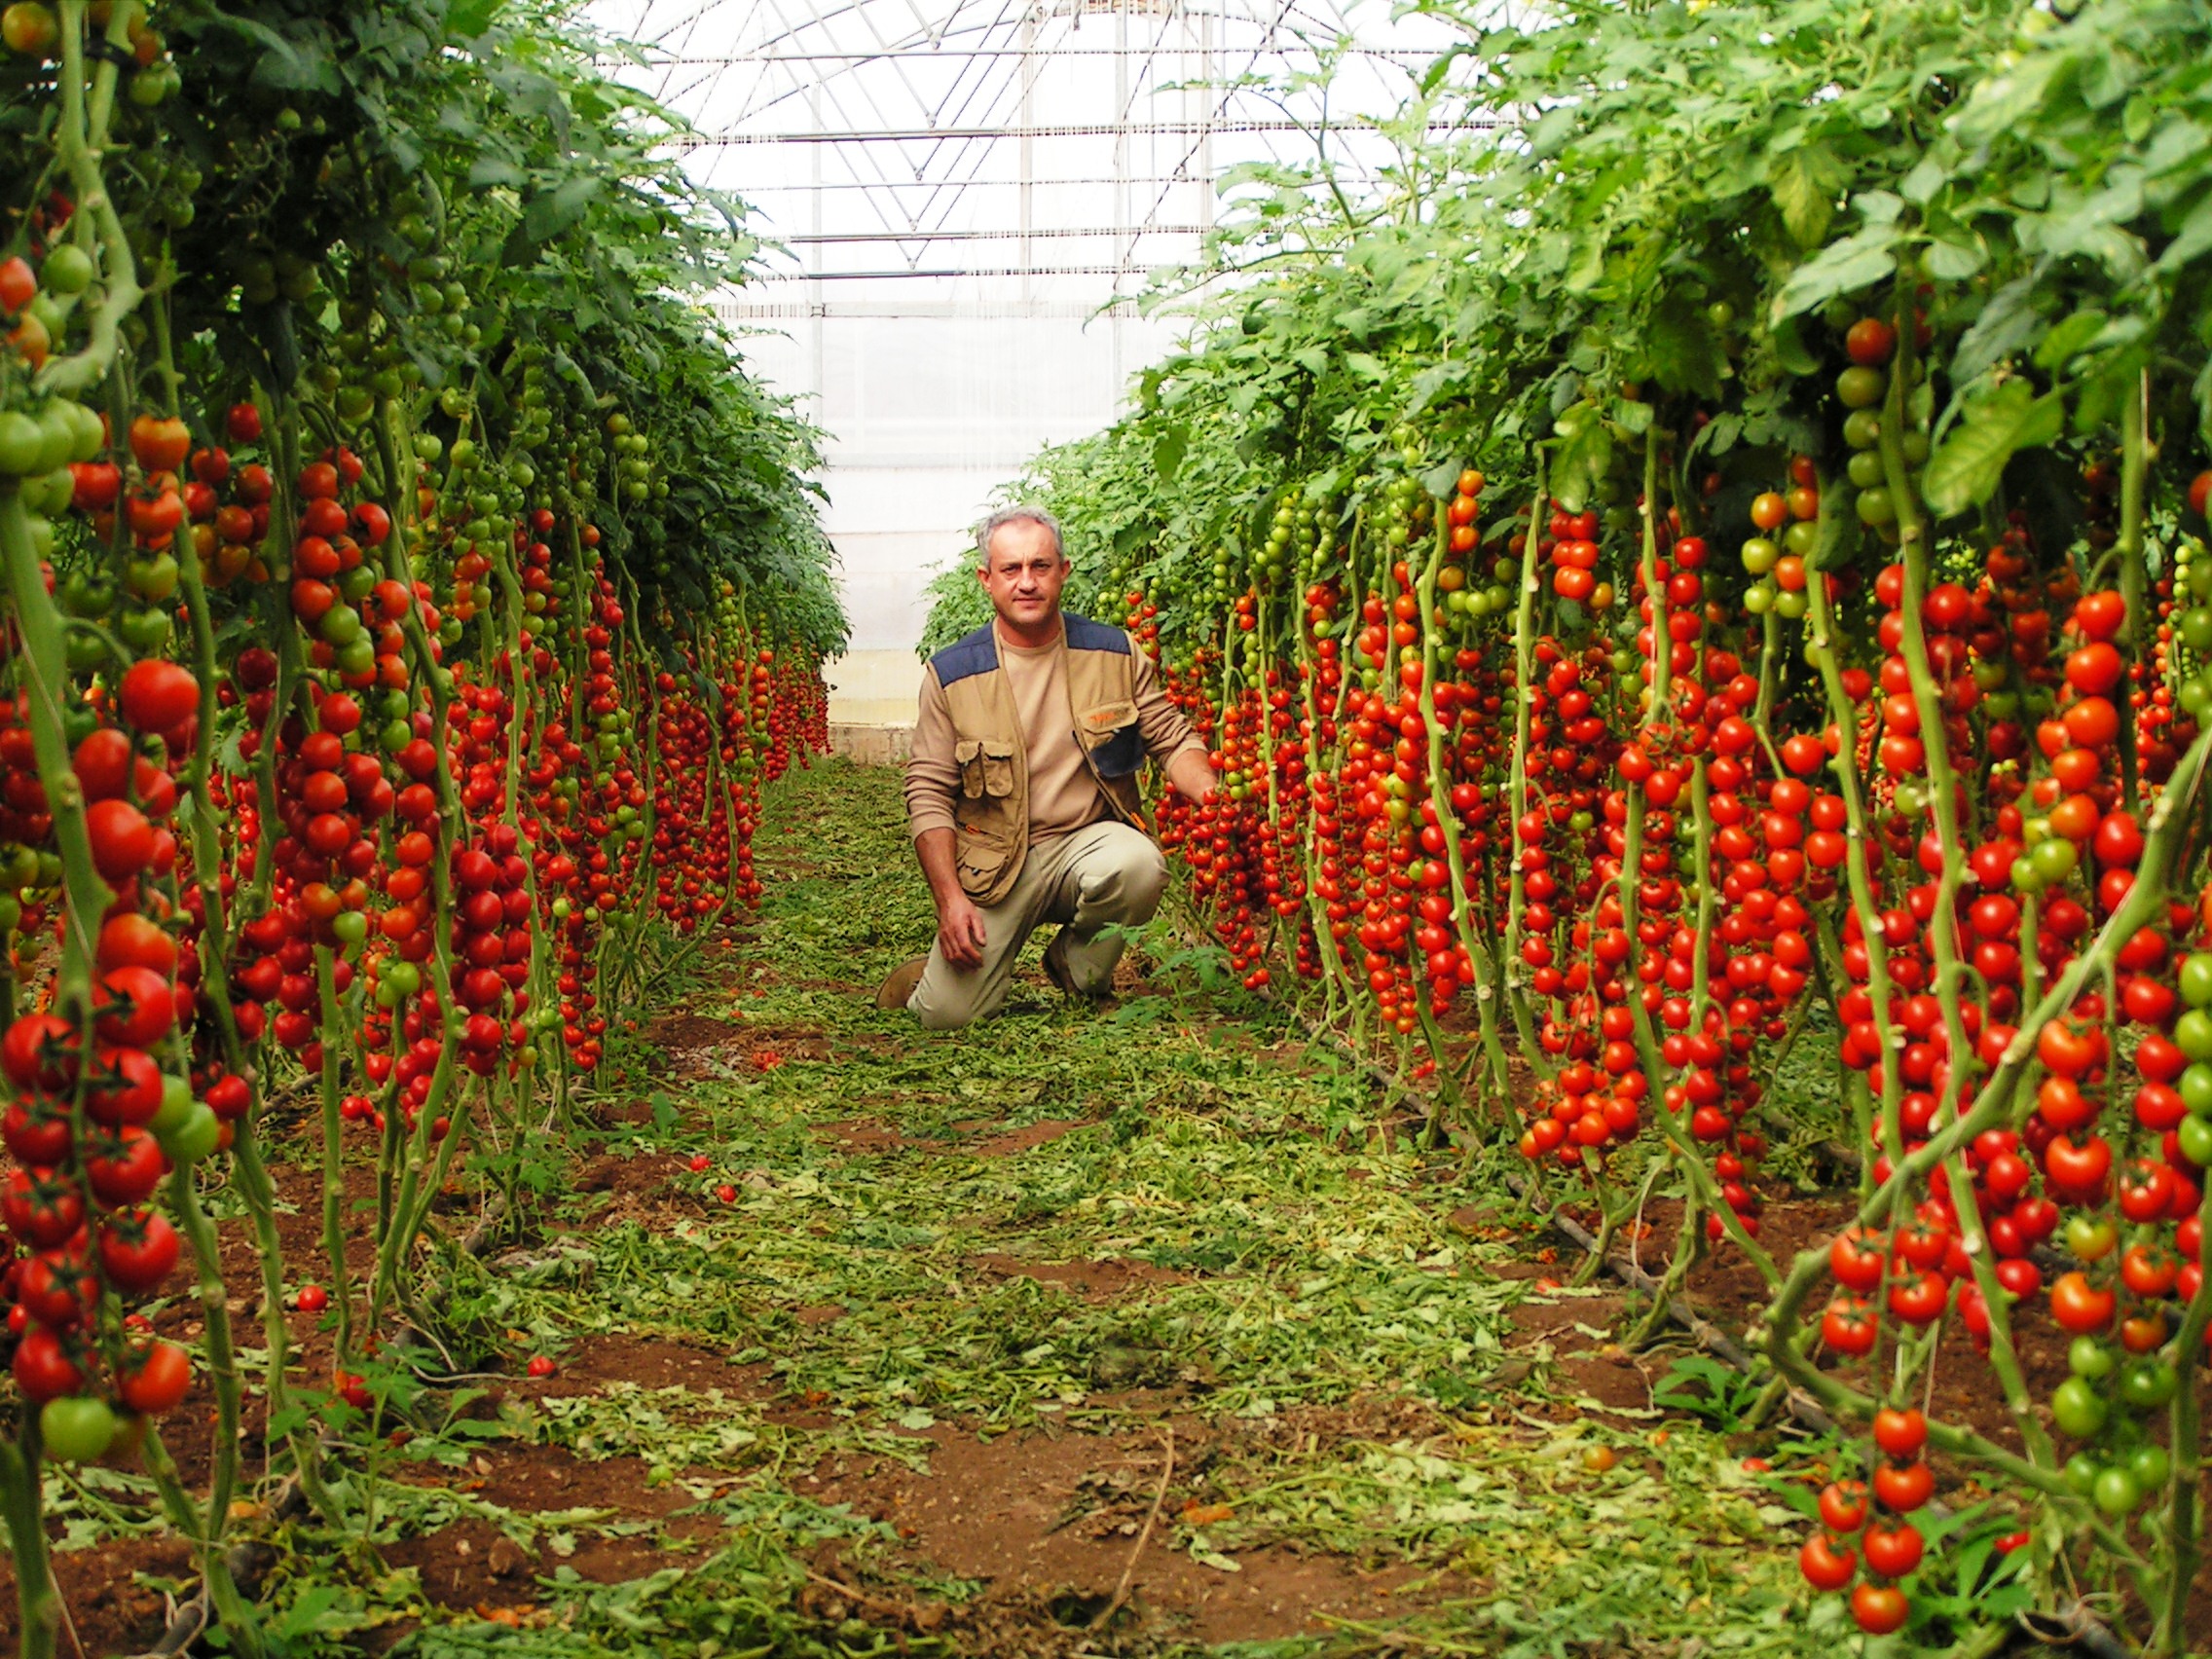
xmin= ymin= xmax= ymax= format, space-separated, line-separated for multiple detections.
xmin=0 ymin=2 xmax=835 ymax=1653
xmin=975 ymin=0 xmax=2212 ymax=1646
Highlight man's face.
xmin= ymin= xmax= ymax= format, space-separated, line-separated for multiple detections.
xmin=978 ymin=519 xmax=1069 ymax=634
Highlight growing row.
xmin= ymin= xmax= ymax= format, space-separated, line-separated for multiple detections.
xmin=0 ymin=3 xmax=835 ymax=1654
xmin=963 ymin=0 xmax=2212 ymax=1647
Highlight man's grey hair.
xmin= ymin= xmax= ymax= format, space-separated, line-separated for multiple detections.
xmin=976 ymin=503 xmax=1065 ymax=566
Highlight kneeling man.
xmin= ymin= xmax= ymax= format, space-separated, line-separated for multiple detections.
xmin=877 ymin=505 xmax=1217 ymax=1029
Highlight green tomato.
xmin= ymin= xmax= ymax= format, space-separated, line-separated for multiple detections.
xmin=159 ymin=1102 xmax=222 ymax=1164
xmin=2092 ymin=1464 xmax=2142 ymax=1517
xmin=2067 ymin=1215 xmax=2119 ymax=1261
xmin=2178 ymin=1114 xmax=2212 ymax=1168
xmin=384 ymin=960 xmax=422 ymax=998
xmin=1774 ymin=588 xmax=1809 ymax=620
xmin=1847 ymin=449 xmax=1887 ymax=489
xmin=24 ymin=465 xmax=73 ymax=516
xmin=2051 ymin=1376 xmax=2109 ymax=1438
xmin=2181 ymin=953 xmax=2212 ymax=1009
xmin=2029 ymin=835 xmax=2079 ymax=885
xmin=2069 ymin=1336 xmax=2117 ymax=1380
xmin=2181 ymin=1062 xmax=2212 ymax=1117
xmin=1740 ymin=536 xmax=1779 ymax=575
xmin=41 ymin=243 xmax=93 ymax=296
xmin=117 ymin=605 xmax=171 ymax=654
xmin=1837 ymin=366 xmax=1887 ymax=409
xmin=2181 ymin=607 xmax=2212 ymax=654
xmin=2120 ymin=1358 xmax=2178 ymax=1412
xmin=0 ymin=412 xmax=45 ymax=477
xmin=330 ymin=910 xmax=369 ymax=946
xmin=1855 ymin=487 xmax=1896 ymax=527
xmin=1743 ymin=580 xmax=1775 ymax=616
xmin=1900 ymin=428 xmax=1931 ymax=466
xmin=150 ymin=1075 xmax=196 ymax=1135
xmin=2127 ymin=1443 xmax=2171 ymax=1492
xmin=40 ymin=1396 xmax=117 ymax=1462
xmin=1843 ymin=408 xmax=1883 ymax=449
xmin=1783 ymin=519 xmax=1820 ymax=558
xmin=2176 ymin=1008 xmax=2212 ymax=1063
xmin=125 ymin=553 xmax=180 ymax=603
xmin=2063 ymin=1453 xmax=2101 ymax=1497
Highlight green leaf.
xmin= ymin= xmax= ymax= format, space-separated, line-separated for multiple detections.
xmin=1951 ymin=275 xmax=2040 ymax=384
xmin=212 ymin=15 xmax=339 ymax=93
xmin=467 ymin=156 xmax=526 ymax=189
xmin=1925 ymin=234 xmax=1986 ymax=279
xmin=2034 ymin=308 xmax=2108 ymax=371
xmin=1153 ymin=424 xmax=1188 ymax=483
xmin=1644 ymin=293 xmax=1723 ymax=398
xmin=1769 ymin=226 xmax=1899 ymax=324
xmin=448 ymin=0 xmax=505 ymax=35
xmin=1343 ymin=351 xmax=1387 ymax=383
xmin=1922 ymin=378 xmax=2065 ymax=518
xmin=1550 ymin=410 xmax=1613 ymax=515
xmin=1767 ymin=314 xmax=1822 ymax=378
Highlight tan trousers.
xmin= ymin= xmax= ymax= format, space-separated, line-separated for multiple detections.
xmin=908 ymin=820 xmax=1168 ymax=1031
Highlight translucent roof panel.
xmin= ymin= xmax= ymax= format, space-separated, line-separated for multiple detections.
xmin=584 ymin=1 xmax=1461 ymax=715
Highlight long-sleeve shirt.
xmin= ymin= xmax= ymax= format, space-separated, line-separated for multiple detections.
xmin=905 ymin=620 xmax=1207 ymax=844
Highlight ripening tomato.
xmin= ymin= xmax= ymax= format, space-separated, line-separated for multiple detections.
xmin=1862 ymin=1520 xmax=1923 ymax=1579
xmin=1872 ymin=1458 xmax=1934 ymax=1514
xmin=1799 ymin=1532 xmax=1857 ymax=1591
xmin=2049 ymin=1271 xmax=2116 ymax=1334
xmin=1851 ymin=1583 xmax=1909 ymax=1636
xmin=1872 ymin=1407 xmax=1927 ymax=1457
xmin=1845 ymin=316 xmax=1897 ymax=367
xmin=117 ymin=1340 xmax=192 ymax=1415
xmin=1818 ymin=1480 xmax=1868 ymax=1533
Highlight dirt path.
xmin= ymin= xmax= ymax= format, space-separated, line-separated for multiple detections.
xmin=6 ymin=759 xmax=1815 ymax=1658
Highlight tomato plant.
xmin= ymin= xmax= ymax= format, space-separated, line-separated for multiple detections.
xmin=940 ymin=0 xmax=2212 ymax=1647
xmin=0 ymin=1 xmax=841 ymax=1653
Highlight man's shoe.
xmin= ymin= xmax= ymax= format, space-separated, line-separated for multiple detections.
xmin=875 ymin=956 xmax=928 ymax=1011
xmin=1042 ymin=930 xmax=1092 ymax=1000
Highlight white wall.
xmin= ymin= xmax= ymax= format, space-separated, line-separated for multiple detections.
xmin=731 ymin=302 xmax=1178 ymax=724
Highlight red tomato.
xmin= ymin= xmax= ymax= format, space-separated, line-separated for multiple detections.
xmin=1872 ymin=1407 xmax=1927 ymax=1457
xmin=1872 ymin=1458 xmax=1934 ymax=1514
xmin=1799 ymin=1532 xmax=1857 ymax=1591
xmin=1851 ymin=1583 xmax=1910 ymax=1636
xmin=1862 ymin=1520 xmax=1923 ymax=1579
xmin=117 ymin=1341 xmax=192 ymax=1415
xmin=1845 ymin=316 xmax=1897 ymax=367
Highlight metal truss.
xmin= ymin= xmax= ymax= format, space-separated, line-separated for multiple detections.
xmin=587 ymin=0 xmax=1456 ymax=296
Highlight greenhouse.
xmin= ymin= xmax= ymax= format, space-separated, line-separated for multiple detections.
xmin=1 ymin=0 xmax=2210 ymax=1655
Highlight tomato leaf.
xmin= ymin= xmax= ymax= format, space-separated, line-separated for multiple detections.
xmin=1768 ymin=143 xmax=1847 ymax=248
xmin=1152 ymin=425 xmax=1188 ymax=484
xmin=1769 ymin=224 xmax=1900 ymax=325
xmin=1643 ymin=293 xmax=1724 ymax=398
xmin=448 ymin=0 xmax=506 ymax=36
xmin=1949 ymin=274 xmax=2041 ymax=385
xmin=2034 ymin=307 xmax=2109 ymax=371
xmin=1922 ymin=377 xmax=2066 ymax=517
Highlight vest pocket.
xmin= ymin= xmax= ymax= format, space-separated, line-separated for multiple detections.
xmin=979 ymin=742 xmax=1016 ymax=797
xmin=955 ymin=739 xmax=1018 ymax=805
xmin=1078 ymin=700 xmax=1143 ymax=779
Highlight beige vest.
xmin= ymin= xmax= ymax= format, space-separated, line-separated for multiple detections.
xmin=932 ymin=615 xmax=1147 ymax=904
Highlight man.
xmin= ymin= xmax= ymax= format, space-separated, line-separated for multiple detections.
xmin=877 ymin=504 xmax=1217 ymax=1030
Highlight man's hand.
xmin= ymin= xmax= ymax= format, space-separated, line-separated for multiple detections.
xmin=1166 ymin=744 xmax=1220 ymax=808
xmin=936 ymin=892 xmax=988 ymax=970
xmin=914 ymin=828 xmax=988 ymax=971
